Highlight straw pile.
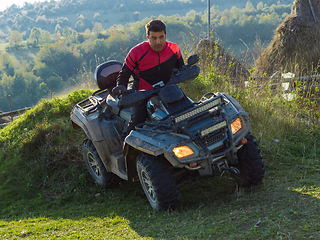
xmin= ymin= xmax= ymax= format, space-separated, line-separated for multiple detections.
xmin=194 ymin=39 xmax=250 ymax=80
xmin=255 ymin=0 xmax=320 ymax=76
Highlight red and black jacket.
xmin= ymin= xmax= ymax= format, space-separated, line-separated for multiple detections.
xmin=117 ymin=41 xmax=184 ymax=91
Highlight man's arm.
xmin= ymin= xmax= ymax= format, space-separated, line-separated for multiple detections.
xmin=175 ymin=49 xmax=184 ymax=70
xmin=116 ymin=63 xmax=133 ymax=88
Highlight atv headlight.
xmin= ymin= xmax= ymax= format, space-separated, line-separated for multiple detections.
xmin=231 ymin=117 xmax=242 ymax=134
xmin=173 ymin=146 xmax=194 ymax=158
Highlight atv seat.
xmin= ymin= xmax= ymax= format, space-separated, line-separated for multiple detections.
xmin=158 ymin=84 xmax=193 ymax=113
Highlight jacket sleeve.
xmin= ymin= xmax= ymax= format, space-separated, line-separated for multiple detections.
xmin=116 ymin=63 xmax=133 ymax=88
xmin=175 ymin=49 xmax=184 ymax=70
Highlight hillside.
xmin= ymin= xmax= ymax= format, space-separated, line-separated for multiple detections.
xmin=0 ymin=0 xmax=293 ymax=42
xmin=0 ymin=1 xmax=294 ymax=113
xmin=1 ymin=70 xmax=320 ymax=237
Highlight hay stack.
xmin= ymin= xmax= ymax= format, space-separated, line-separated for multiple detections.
xmin=255 ymin=0 xmax=320 ymax=76
xmin=194 ymin=39 xmax=250 ymax=80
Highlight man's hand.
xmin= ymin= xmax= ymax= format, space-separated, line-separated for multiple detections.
xmin=112 ymin=85 xmax=128 ymax=95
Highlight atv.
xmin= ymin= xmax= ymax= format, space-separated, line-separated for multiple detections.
xmin=70 ymin=54 xmax=265 ymax=211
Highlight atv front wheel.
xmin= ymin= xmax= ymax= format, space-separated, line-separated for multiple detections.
xmin=231 ymin=133 xmax=265 ymax=187
xmin=136 ymin=153 xmax=180 ymax=211
xmin=82 ymin=139 xmax=120 ymax=189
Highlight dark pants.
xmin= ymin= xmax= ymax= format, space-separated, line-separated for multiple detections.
xmin=126 ymin=99 xmax=148 ymax=135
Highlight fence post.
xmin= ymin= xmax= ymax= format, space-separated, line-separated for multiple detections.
xmin=8 ymin=95 xmax=13 ymax=122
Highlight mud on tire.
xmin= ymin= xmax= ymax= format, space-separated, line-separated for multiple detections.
xmin=82 ymin=139 xmax=120 ymax=189
xmin=136 ymin=153 xmax=180 ymax=211
xmin=231 ymin=133 xmax=265 ymax=187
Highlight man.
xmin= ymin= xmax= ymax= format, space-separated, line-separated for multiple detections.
xmin=115 ymin=19 xmax=184 ymax=135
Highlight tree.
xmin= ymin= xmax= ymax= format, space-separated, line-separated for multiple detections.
xmin=0 ymin=52 xmax=15 ymax=77
xmin=8 ymin=30 xmax=23 ymax=49
xmin=29 ymin=27 xmax=42 ymax=47
xmin=75 ymin=20 xmax=85 ymax=32
xmin=35 ymin=42 xmax=81 ymax=82
xmin=55 ymin=24 xmax=62 ymax=33
xmin=257 ymin=2 xmax=264 ymax=10
xmin=62 ymin=26 xmax=71 ymax=39
xmin=245 ymin=1 xmax=255 ymax=11
xmin=42 ymin=31 xmax=52 ymax=43
xmin=93 ymin=22 xmax=103 ymax=33
xmin=70 ymin=30 xmax=78 ymax=43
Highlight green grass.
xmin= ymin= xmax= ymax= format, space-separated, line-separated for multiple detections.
xmin=1 ymin=167 xmax=320 ymax=239
xmin=1 ymin=81 xmax=320 ymax=239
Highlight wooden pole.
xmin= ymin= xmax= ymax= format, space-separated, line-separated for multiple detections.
xmin=8 ymin=95 xmax=13 ymax=122
xmin=208 ymin=0 xmax=211 ymax=41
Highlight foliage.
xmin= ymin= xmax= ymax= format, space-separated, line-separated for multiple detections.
xmin=28 ymin=27 xmax=42 ymax=48
xmin=34 ymin=42 xmax=81 ymax=82
xmin=0 ymin=52 xmax=15 ymax=76
xmin=7 ymin=30 xmax=23 ymax=50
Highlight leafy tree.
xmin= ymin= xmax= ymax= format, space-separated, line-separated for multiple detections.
xmin=42 ymin=31 xmax=53 ymax=43
xmin=257 ymin=2 xmax=264 ymax=9
xmin=62 ymin=26 xmax=71 ymax=39
xmin=55 ymin=24 xmax=62 ymax=33
xmin=245 ymin=1 xmax=255 ymax=11
xmin=93 ymin=22 xmax=103 ymax=33
xmin=0 ymin=73 xmax=14 ymax=111
xmin=75 ymin=20 xmax=85 ymax=32
xmin=8 ymin=30 xmax=23 ymax=49
xmin=34 ymin=42 xmax=81 ymax=82
xmin=70 ymin=30 xmax=78 ymax=43
xmin=29 ymin=27 xmax=42 ymax=47
xmin=0 ymin=52 xmax=15 ymax=77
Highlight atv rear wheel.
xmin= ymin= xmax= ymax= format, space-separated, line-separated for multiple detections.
xmin=231 ymin=133 xmax=265 ymax=187
xmin=136 ymin=153 xmax=180 ymax=211
xmin=82 ymin=139 xmax=120 ymax=189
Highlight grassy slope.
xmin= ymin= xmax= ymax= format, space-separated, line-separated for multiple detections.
xmin=0 ymin=85 xmax=320 ymax=239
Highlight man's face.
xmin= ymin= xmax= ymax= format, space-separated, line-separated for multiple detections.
xmin=147 ymin=31 xmax=166 ymax=52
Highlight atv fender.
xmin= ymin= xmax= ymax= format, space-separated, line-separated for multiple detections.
xmin=123 ymin=131 xmax=165 ymax=181
xmin=125 ymin=133 xmax=164 ymax=156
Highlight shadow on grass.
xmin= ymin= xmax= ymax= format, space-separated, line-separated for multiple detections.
xmin=1 ymin=162 xmax=320 ymax=239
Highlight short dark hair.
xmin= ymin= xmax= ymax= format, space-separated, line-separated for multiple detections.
xmin=145 ymin=20 xmax=166 ymax=36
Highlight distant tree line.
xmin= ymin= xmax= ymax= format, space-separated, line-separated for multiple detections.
xmin=0 ymin=0 xmax=292 ymax=42
xmin=0 ymin=2 xmax=291 ymax=111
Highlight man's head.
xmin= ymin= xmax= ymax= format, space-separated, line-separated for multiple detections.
xmin=145 ymin=20 xmax=166 ymax=52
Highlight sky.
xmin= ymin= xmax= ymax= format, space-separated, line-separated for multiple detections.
xmin=0 ymin=0 xmax=48 ymax=12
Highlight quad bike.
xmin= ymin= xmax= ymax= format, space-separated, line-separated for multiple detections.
xmin=70 ymin=55 xmax=265 ymax=211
